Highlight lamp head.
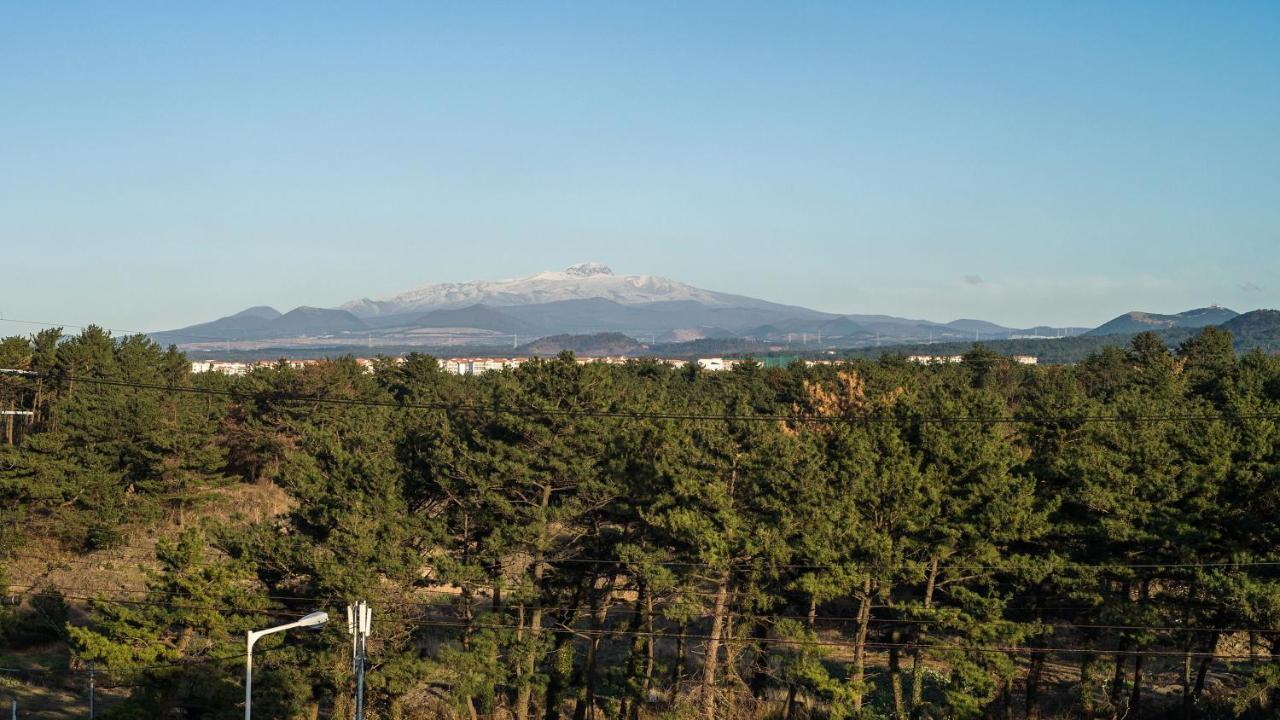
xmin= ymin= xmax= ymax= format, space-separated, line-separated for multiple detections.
xmin=297 ymin=611 xmax=329 ymax=629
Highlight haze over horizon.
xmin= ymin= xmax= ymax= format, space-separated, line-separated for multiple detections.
xmin=2 ymin=3 xmax=1277 ymax=331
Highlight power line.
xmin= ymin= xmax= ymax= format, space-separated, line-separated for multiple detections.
xmin=0 ymin=317 xmax=235 ymax=344
xmin=11 ymin=547 xmax=1280 ymax=575
xmin=7 ymin=586 xmax=1274 ymax=659
xmin=0 ymin=645 xmax=288 ymax=682
xmin=400 ymin=617 xmax=1271 ymax=661
xmin=5 ymin=588 xmax=309 ymax=619
xmin=8 ymin=583 xmax=1279 ymax=637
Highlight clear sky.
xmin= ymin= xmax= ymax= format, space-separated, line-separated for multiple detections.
xmin=2 ymin=1 xmax=1277 ymax=331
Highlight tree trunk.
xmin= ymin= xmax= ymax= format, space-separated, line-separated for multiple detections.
xmin=516 ymin=596 xmax=544 ymax=720
xmin=890 ymin=627 xmax=906 ymax=720
xmin=748 ymin=616 xmax=772 ymax=699
xmin=644 ymin=591 xmax=655 ymax=699
xmin=1000 ymin=676 xmax=1014 ymax=720
xmin=1127 ymin=580 xmax=1150 ymax=718
xmin=911 ymin=556 xmax=939 ymax=710
xmin=1025 ymin=652 xmax=1044 ymax=720
xmin=1192 ymin=644 xmax=1216 ymax=705
xmin=514 ymin=602 xmax=529 ymax=720
xmin=788 ymin=594 xmax=817 ymax=717
xmin=672 ymin=620 xmax=688 ymax=691
xmin=461 ymin=583 xmax=479 ymax=717
xmin=492 ymin=561 xmax=503 ymax=612
xmin=517 ymin=484 xmax=553 ymax=720
xmin=1181 ymin=637 xmax=1196 ymax=720
xmin=1181 ymin=587 xmax=1197 ymax=720
xmin=852 ymin=575 xmax=875 ymax=713
xmin=573 ymin=576 xmax=615 ymax=720
xmin=1079 ymin=653 xmax=1097 ymax=718
xmin=702 ymin=571 xmax=731 ymax=720
xmin=623 ymin=583 xmax=649 ymax=720
xmin=1129 ymin=652 xmax=1145 ymax=718
xmin=544 ymin=629 xmax=575 ymax=720
xmin=784 ymin=685 xmax=799 ymax=720
xmin=1109 ymin=642 xmax=1128 ymax=720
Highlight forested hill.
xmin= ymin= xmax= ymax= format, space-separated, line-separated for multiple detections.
xmin=841 ymin=309 xmax=1280 ymax=363
xmin=2 ymin=325 xmax=1280 ymax=718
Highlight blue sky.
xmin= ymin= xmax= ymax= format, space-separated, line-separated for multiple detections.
xmin=1 ymin=1 xmax=1277 ymax=331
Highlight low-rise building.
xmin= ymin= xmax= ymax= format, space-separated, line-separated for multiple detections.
xmin=190 ymin=361 xmax=251 ymax=375
xmin=697 ymin=357 xmax=736 ymax=371
xmin=906 ymin=355 xmax=964 ymax=365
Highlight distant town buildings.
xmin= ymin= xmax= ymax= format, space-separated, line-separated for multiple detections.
xmin=189 ymin=358 xmax=342 ymax=375
xmin=906 ymin=355 xmax=965 ymax=365
xmin=189 ymin=360 xmax=252 ymax=375
xmin=906 ymin=354 xmax=1039 ymax=366
xmin=193 ymin=353 xmax=1039 ymax=376
xmin=191 ymin=355 xmax=688 ymax=376
xmin=442 ymin=357 xmax=526 ymax=375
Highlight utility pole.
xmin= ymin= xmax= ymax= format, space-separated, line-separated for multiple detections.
xmin=0 ymin=369 xmax=36 ymax=446
xmin=347 ymin=602 xmax=372 ymax=720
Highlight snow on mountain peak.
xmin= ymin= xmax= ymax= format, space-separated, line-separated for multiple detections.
xmin=564 ymin=262 xmax=613 ymax=277
xmin=339 ymin=264 xmax=747 ymax=317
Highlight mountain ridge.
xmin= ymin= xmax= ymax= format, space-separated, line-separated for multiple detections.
xmin=150 ymin=264 xmax=1259 ymax=352
xmin=340 ymin=263 xmax=784 ymax=317
xmin=1086 ymin=307 xmax=1239 ymax=336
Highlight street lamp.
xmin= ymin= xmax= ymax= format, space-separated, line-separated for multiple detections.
xmin=244 ymin=611 xmax=328 ymax=720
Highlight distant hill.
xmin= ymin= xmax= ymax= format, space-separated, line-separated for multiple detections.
xmin=946 ymin=319 xmax=1011 ymax=334
xmin=842 ymin=308 xmax=1279 ymax=364
xmin=517 ymin=332 xmax=646 ymax=356
xmin=819 ymin=316 xmax=872 ymax=338
xmin=270 ymin=307 xmax=368 ymax=335
xmin=232 ymin=306 xmax=284 ymax=321
xmin=1221 ymin=310 xmax=1280 ymax=350
xmin=150 ymin=306 xmax=283 ymax=343
xmin=501 ymin=298 xmax=834 ymax=336
xmin=1087 ymin=307 xmax=1238 ymax=336
xmin=408 ymin=304 xmax=536 ymax=335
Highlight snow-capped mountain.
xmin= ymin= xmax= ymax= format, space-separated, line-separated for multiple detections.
xmin=153 ymin=262 xmax=1094 ymax=352
xmin=340 ymin=263 xmax=766 ymax=317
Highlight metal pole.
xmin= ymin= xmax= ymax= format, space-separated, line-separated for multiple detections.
xmin=349 ymin=601 xmax=370 ymax=720
xmin=355 ymin=630 xmax=365 ymax=720
xmin=89 ymin=661 xmax=95 ymax=719
xmin=245 ymin=633 xmax=254 ymax=720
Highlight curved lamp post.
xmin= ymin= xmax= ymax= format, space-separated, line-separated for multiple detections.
xmin=245 ymin=611 xmax=328 ymax=720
